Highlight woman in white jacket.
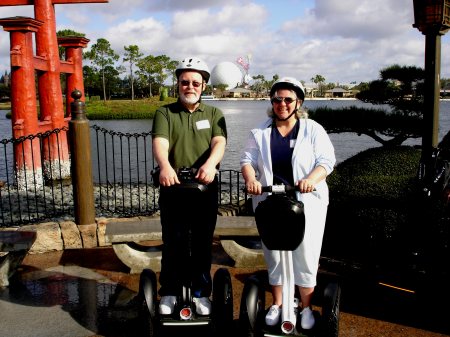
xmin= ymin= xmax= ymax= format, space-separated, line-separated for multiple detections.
xmin=240 ymin=77 xmax=336 ymax=330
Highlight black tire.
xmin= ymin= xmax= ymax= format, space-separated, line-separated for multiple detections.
xmin=238 ymin=274 xmax=265 ymax=337
xmin=321 ymin=281 xmax=341 ymax=337
xmin=212 ymin=268 xmax=234 ymax=336
xmin=139 ymin=269 xmax=157 ymax=336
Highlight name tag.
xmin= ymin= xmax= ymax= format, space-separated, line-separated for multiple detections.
xmin=196 ymin=119 xmax=210 ymax=130
xmin=290 ymin=139 xmax=296 ymax=148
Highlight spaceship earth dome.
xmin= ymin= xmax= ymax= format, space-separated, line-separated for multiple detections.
xmin=210 ymin=62 xmax=243 ymax=89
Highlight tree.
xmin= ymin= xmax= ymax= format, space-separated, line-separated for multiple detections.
xmin=83 ymin=65 xmax=101 ymax=98
xmin=154 ymin=55 xmax=171 ymax=91
xmin=123 ymin=45 xmax=143 ymax=101
xmin=56 ymin=29 xmax=85 ymax=59
xmin=310 ymin=64 xmax=425 ymax=147
xmin=84 ymin=38 xmax=119 ymax=102
xmin=103 ymin=65 xmax=122 ymax=99
xmin=267 ymin=74 xmax=279 ymax=93
xmin=250 ymin=74 xmax=266 ymax=97
xmin=137 ymin=55 xmax=162 ymax=97
xmin=166 ymin=59 xmax=179 ymax=97
xmin=136 ymin=54 xmax=176 ymax=98
xmin=311 ymin=74 xmax=325 ymax=96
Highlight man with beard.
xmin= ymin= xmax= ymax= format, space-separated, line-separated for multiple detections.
xmin=151 ymin=57 xmax=227 ymax=316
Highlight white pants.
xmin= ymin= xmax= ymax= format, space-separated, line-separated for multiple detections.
xmin=262 ymin=196 xmax=328 ymax=288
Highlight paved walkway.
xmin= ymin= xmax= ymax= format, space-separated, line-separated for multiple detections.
xmin=1 ymin=244 xmax=449 ymax=337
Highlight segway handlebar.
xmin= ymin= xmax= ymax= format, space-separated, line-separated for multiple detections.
xmin=261 ymin=185 xmax=298 ymax=193
xmin=244 ymin=184 xmax=315 ymax=194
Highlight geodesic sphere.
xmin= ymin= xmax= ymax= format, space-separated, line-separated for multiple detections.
xmin=210 ymin=62 xmax=243 ymax=89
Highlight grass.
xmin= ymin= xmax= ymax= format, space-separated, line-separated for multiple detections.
xmin=85 ymin=96 xmax=177 ymax=119
xmin=0 ymin=102 xmax=11 ymax=110
xmin=0 ymin=97 xmax=178 ymax=120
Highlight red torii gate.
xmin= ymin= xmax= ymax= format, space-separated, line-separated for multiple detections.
xmin=0 ymin=0 xmax=108 ymax=188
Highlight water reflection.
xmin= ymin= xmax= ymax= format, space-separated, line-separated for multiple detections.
xmin=0 ymin=266 xmax=145 ymax=337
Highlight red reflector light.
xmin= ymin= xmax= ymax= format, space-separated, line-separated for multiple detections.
xmin=281 ymin=321 xmax=295 ymax=334
xmin=180 ymin=307 xmax=192 ymax=320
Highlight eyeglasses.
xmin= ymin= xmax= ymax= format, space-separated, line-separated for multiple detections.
xmin=271 ymin=96 xmax=296 ymax=104
xmin=180 ymin=80 xmax=203 ymax=88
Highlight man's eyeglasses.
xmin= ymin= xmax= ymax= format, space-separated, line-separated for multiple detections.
xmin=271 ymin=96 xmax=296 ymax=104
xmin=180 ymin=80 xmax=203 ymax=88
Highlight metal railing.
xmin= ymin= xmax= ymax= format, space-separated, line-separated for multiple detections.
xmin=0 ymin=127 xmax=73 ymax=227
xmin=0 ymin=126 xmax=248 ymax=227
xmin=91 ymin=125 xmax=248 ymax=218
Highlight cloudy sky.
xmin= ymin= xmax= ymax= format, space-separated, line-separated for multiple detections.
xmin=0 ymin=0 xmax=449 ymax=85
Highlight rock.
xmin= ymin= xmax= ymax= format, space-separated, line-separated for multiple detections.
xmin=20 ymin=222 xmax=63 ymax=253
xmin=60 ymin=221 xmax=82 ymax=249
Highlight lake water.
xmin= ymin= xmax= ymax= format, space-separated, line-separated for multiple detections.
xmin=1 ymin=99 xmax=449 ymax=172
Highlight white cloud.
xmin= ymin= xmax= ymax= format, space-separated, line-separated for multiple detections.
xmin=0 ymin=0 xmax=449 ymax=85
xmin=103 ymin=17 xmax=169 ymax=54
xmin=145 ymin=0 xmax=235 ymax=12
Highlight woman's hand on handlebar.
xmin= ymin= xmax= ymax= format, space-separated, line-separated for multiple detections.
xmin=159 ymin=166 xmax=180 ymax=186
xmin=245 ymin=180 xmax=262 ymax=195
xmin=296 ymin=178 xmax=315 ymax=193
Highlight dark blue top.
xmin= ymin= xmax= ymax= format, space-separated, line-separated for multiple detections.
xmin=270 ymin=120 xmax=300 ymax=186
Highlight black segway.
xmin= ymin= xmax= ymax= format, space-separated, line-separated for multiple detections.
xmin=239 ymin=185 xmax=341 ymax=337
xmin=139 ymin=168 xmax=234 ymax=336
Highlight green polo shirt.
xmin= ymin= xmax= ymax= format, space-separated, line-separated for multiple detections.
xmin=152 ymin=101 xmax=227 ymax=169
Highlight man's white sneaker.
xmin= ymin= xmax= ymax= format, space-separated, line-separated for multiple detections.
xmin=265 ymin=305 xmax=281 ymax=326
xmin=159 ymin=295 xmax=176 ymax=315
xmin=193 ymin=297 xmax=211 ymax=315
xmin=300 ymin=306 xmax=315 ymax=330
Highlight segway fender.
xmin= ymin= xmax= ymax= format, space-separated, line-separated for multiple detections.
xmin=140 ymin=269 xmax=157 ymax=318
xmin=321 ymin=281 xmax=341 ymax=337
xmin=239 ymin=274 xmax=265 ymax=335
xmin=213 ymin=268 xmax=234 ymax=336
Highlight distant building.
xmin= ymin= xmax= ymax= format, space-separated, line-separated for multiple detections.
xmin=224 ymin=87 xmax=253 ymax=98
xmin=303 ymin=83 xmax=319 ymax=98
xmin=441 ymin=83 xmax=450 ymax=98
xmin=324 ymin=87 xmax=356 ymax=98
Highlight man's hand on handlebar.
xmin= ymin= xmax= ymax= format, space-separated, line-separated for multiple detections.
xmin=195 ymin=163 xmax=217 ymax=185
xmin=159 ymin=166 xmax=180 ymax=187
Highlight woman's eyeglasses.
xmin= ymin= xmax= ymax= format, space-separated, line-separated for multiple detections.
xmin=271 ymin=96 xmax=296 ymax=104
xmin=180 ymin=80 xmax=203 ymax=88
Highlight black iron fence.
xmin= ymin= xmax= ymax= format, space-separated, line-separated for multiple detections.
xmin=91 ymin=125 xmax=247 ymax=218
xmin=0 ymin=126 xmax=248 ymax=227
xmin=0 ymin=127 xmax=73 ymax=227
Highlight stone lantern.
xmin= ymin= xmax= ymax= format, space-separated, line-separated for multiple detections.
xmin=413 ymin=0 xmax=450 ymax=34
xmin=412 ymin=0 xmax=450 ymax=185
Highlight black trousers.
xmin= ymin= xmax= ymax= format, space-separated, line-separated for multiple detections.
xmin=158 ymin=180 xmax=218 ymax=298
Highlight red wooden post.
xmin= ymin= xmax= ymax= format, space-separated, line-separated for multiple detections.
xmin=0 ymin=17 xmax=44 ymax=188
xmin=58 ymin=36 xmax=90 ymax=117
xmin=33 ymin=0 xmax=70 ymax=180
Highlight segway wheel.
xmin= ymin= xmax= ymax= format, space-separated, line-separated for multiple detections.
xmin=139 ymin=269 xmax=157 ymax=336
xmin=238 ymin=274 xmax=265 ymax=337
xmin=212 ymin=268 xmax=234 ymax=336
xmin=320 ymin=281 xmax=341 ymax=337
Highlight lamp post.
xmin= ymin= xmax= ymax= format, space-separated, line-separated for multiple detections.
xmin=413 ymin=0 xmax=450 ymax=185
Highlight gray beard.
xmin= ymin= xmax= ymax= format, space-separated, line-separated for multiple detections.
xmin=180 ymin=93 xmax=199 ymax=105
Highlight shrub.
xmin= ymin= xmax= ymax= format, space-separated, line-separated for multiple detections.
xmin=323 ymin=146 xmax=424 ymax=264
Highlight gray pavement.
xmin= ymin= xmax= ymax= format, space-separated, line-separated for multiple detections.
xmin=1 ymin=247 xmax=450 ymax=337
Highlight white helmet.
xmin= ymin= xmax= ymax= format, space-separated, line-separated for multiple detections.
xmin=176 ymin=57 xmax=210 ymax=83
xmin=270 ymin=77 xmax=305 ymax=100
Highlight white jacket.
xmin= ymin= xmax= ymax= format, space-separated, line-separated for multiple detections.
xmin=240 ymin=117 xmax=336 ymax=210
